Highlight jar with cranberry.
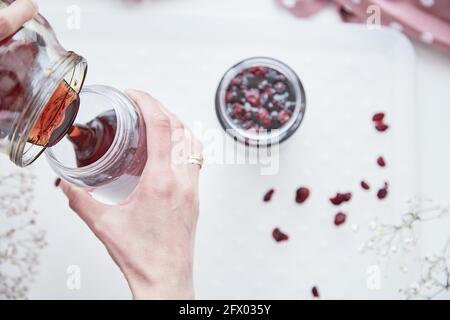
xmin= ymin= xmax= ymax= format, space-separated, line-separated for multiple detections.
xmin=215 ymin=57 xmax=306 ymax=146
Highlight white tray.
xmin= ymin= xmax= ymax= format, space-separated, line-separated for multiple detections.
xmin=26 ymin=12 xmax=418 ymax=299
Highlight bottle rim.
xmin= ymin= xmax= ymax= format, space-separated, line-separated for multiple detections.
xmin=215 ymin=56 xmax=306 ymax=147
xmin=9 ymin=53 xmax=88 ymax=167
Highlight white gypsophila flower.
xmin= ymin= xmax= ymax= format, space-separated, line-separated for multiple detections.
xmin=0 ymin=168 xmax=47 ymax=300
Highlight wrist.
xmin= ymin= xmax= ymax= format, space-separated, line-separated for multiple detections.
xmin=126 ymin=270 xmax=195 ymax=300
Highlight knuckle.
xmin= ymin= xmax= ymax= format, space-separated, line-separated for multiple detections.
xmin=151 ymin=174 xmax=176 ymax=198
xmin=153 ymin=114 xmax=171 ymax=128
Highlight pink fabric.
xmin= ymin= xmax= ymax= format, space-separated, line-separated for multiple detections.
xmin=276 ymin=0 xmax=450 ymax=54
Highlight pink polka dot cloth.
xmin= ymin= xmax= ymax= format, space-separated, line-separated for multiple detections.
xmin=276 ymin=0 xmax=450 ymax=54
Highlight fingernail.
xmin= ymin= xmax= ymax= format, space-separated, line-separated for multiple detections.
xmin=54 ymin=178 xmax=61 ymax=187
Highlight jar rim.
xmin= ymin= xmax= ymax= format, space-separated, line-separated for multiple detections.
xmin=215 ymin=56 xmax=306 ymax=146
xmin=45 ymin=85 xmax=135 ymax=182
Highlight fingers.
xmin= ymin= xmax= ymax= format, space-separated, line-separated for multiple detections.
xmin=0 ymin=0 xmax=38 ymax=41
xmin=125 ymin=89 xmax=172 ymax=172
xmin=58 ymin=180 xmax=106 ymax=230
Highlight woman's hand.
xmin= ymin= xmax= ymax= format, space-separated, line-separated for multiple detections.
xmin=58 ymin=90 xmax=202 ymax=299
xmin=0 ymin=0 xmax=38 ymax=41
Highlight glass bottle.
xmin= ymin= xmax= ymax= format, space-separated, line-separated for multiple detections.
xmin=0 ymin=0 xmax=87 ymax=167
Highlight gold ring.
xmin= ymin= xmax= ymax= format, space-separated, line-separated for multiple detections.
xmin=188 ymin=155 xmax=204 ymax=169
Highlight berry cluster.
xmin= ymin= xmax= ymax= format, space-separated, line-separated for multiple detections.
xmin=224 ymin=66 xmax=296 ymax=131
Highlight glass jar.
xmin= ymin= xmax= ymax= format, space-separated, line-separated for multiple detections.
xmin=45 ymin=85 xmax=147 ymax=204
xmin=0 ymin=0 xmax=87 ymax=167
xmin=215 ymin=57 xmax=306 ymax=146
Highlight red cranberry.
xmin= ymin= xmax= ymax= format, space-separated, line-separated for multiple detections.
xmin=372 ymin=112 xmax=385 ymax=122
xmin=334 ymin=212 xmax=347 ymax=226
xmin=249 ymin=66 xmax=268 ymax=76
xmin=361 ymin=181 xmax=370 ymax=190
xmin=272 ymin=228 xmax=289 ymax=242
xmin=330 ymin=192 xmax=352 ymax=205
xmin=311 ymin=286 xmax=320 ymax=298
xmin=375 ymin=123 xmax=389 ymax=132
xmin=247 ymin=96 xmax=261 ymax=107
xmin=263 ymin=189 xmax=275 ymax=202
xmin=377 ymin=156 xmax=386 ymax=167
xmin=295 ymin=187 xmax=310 ymax=204
xmin=277 ymin=110 xmax=291 ymax=125
xmin=257 ymin=108 xmax=272 ymax=128
xmin=231 ymin=77 xmax=242 ymax=86
xmin=377 ymin=187 xmax=388 ymax=200
xmin=54 ymin=178 xmax=61 ymax=187
xmin=225 ymin=90 xmax=237 ymax=103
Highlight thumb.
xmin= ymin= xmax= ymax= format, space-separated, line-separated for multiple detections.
xmin=58 ymin=180 xmax=106 ymax=229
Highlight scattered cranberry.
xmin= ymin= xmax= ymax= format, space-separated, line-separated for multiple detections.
xmin=263 ymin=189 xmax=275 ymax=202
xmin=225 ymin=66 xmax=296 ymax=131
xmin=372 ymin=112 xmax=385 ymax=122
xmin=329 ymin=192 xmax=352 ymax=205
xmin=54 ymin=178 xmax=61 ymax=187
xmin=311 ymin=286 xmax=320 ymax=298
xmin=361 ymin=181 xmax=370 ymax=190
xmin=295 ymin=187 xmax=310 ymax=204
xmin=375 ymin=123 xmax=389 ymax=132
xmin=272 ymin=228 xmax=289 ymax=242
xmin=377 ymin=156 xmax=386 ymax=167
xmin=334 ymin=212 xmax=347 ymax=226
xmin=377 ymin=183 xmax=389 ymax=200
xmin=372 ymin=112 xmax=389 ymax=132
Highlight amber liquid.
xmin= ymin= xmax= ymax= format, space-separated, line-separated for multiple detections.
xmin=67 ymin=110 xmax=117 ymax=167
xmin=28 ymin=80 xmax=80 ymax=147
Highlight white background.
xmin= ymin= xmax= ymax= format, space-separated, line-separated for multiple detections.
xmin=19 ymin=0 xmax=450 ymax=299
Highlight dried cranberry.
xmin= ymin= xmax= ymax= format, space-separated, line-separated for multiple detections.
xmin=247 ymin=96 xmax=261 ymax=107
xmin=54 ymin=178 xmax=61 ymax=187
xmin=377 ymin=156 xmax=386 ymax=167
xmin=278 ymin=110 xmax=291 ymax=125
xmin=361 ymin=181 xmax=370 ymax=190
xmin=372 ymin=112 xmax=385 ymax=122
xmin=295 ymin=187 xmax=310 ymax=204
xmin=330 ymin=192 xmax=352 ymax=205
xmin=272 ymin=228 xmax=289 ymax=242
xmin=225 ymin=90 xmax=238 ymax=103
xmin=263 ymin=189 xmax=275 ymax=202
xmin=334 ymin=212 xmax=347 ymax=226
xmin=375 ymin=123 xmax=389 ymax=132
xmin=311 ymin=286 xmax=320 ymax=298
xmin=377 ymin=187 xmax=388 ymax=200
xmin=249 ymin=66 xmax=268 ymax=76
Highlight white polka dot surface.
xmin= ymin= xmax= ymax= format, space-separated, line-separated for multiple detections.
xmin=420 ymin=0 xmax=435 ymax=7
xmin=420 ymin=31 xmax=435 ymax=44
